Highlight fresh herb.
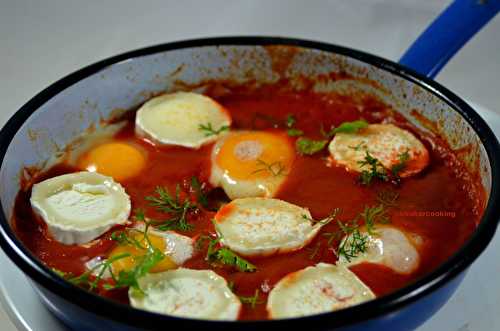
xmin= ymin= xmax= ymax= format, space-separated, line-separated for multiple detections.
xmin=307 ymin=242 xmax=322 ymax=260
xmin=201 ymin=236 xmax=257 ymax=273
xmin=376 ymin=189 xmax=399 ymax=208
xmin=285 ymin=114 xmax=304 ymax=137
xmin=67 ymin=253 xmax=131 ymax=291
xmin=198 ymin=123 xmax=229 ymax=137
xmin=391 ymin=150 xmax=410 ymax=177
xmin=111 ymin=230 xmax=146 ymax=250
xmin=332 ymin=120 xmax=368 ymax=134
xmin=251 ymin=159 xmax=286 ymax=177
xmin=287 ymin=128 xmax=304 ymax=137
xmin=145 ymin=185 xmax=196 ymax=231
xmin=302 ymin=207 xmax=341 ymax=226
xmin=337 ymin=228 xmax=369 ymax=262
xmin=358 ymin=151 xmax=388 ymax=185
xmin=348 ymin=142 xmax=366 ymax=151
xmin=51 ymin=268 xmax=73 ymax=279
xmin=238 ymin=289 xmax=264 ymax=308
xmin=191 ymin=176 xmax=209 ymax=208
xmin=286 ymin=114 xmax=297 ymax=128
xmin=321 ymin=120 xmax=369 ymax=138
xmin=360 ymin=204 xmax=389 ymax=235
xmin=295 ymin=137 xmax=328 ymax=155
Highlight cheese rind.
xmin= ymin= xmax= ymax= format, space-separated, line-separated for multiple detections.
xmin=30 ymin=171 xmax=131 ymax=245
xmin=135 ymin=92 xmax=231 ymax=148
xmin=267 ymin=263 xmax=375 ymax=319
xmin=338 ymin=226 xmax=421 ymax=275
xmin=214 ymin=198 xmax=322 ymax=257
xmin=129 ymin=268 xmax=241 ymax=320
xmin=328 ymin=123 xmax=429 ymax=177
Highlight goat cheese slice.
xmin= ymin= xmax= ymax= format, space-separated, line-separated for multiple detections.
xmin=30 ymin=171 xmax=131 ymax=245
xmin=129 ymin=268 xmax=241 ymax=320
xmin=328 ymin=123 xmax=429 ymax=177
xmin=267 ymin=263 xmax=375 ymax=319
xmin=214 ymin=198 xmax=323 ymax=257
xmin=135 ymin=91 xmax=231 ymax=148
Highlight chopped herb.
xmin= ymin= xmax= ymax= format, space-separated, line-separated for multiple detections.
xmin=201 ymin=236 xmax=256 ymax=272
xmin=51 ymin=268 xmax=73 ymax=279
xmin=251 ymin=159 xmax=286 ymax=177
xmin=358 ymin=151 xmax=388 ymax=185
xmin=348 ymin=142 xmax=366 ymax=151
xmin=302 ymin=207 xmax=342 ymax=226
xmin=145 ymin=185 xmax=196 ymax=231
xmin=238 ymin=289 xmax=264 ymax=308
xmin=376 ymin=189 xmax=399 ymax=208
xmin=391 ymin=150 xmax=410 ymax=177
xmin=296 ymin=137 xmax=328 ymax=155
xmin=337 ymin=228 xmax=369 ymax=262
xmin=68 ymin=253 xmax=132 ymax=291
xmin=286 ymin=114 xmax=296 ymax=128
xmin=307 ymin=242 xmax=322 ymax=260
xmin=198 ymin=123 xmax=229 ymax=137
xmin=191 ymin=176 xmax=209 ymax=208
xmin=284 ymin=114 xmax=304 ymax=137
xmin=360 ymin=204 xmax=389 ymax=235
xmin=332 ymin=120 xmax=369 ymax=134
xmin=134 ymin=208 xmax=146 ymax=222
xmin=287 ymin=128 xmax=304 ymax=137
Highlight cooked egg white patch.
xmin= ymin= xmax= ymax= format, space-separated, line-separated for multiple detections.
xmin=328 ymin=124 xmax=429 ymax=177
xmin=135 ymin=91 xmax=231 ymax=148
xmin=338 ymin=225 xmax=421 ymax=275
xmin=129 ymin=268 xmax=241 ymax=320
xmin=209 ymin=131 xmax=294 ymax=199
xmin=267 ymin=263 xmax=375 ymax=319
xmin=214 ymin=198 xmax=323 ymax=257
xmin=86 ymin=226 xmax=195 ymax=276
xmin=30 ymin=172 xmax=131 ymax=245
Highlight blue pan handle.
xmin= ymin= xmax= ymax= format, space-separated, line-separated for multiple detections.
xmin=399 ymin=0 xmax=499 ymax=79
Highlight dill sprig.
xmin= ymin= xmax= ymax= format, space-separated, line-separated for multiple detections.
xmin=238 ymin=289 xmax=264 ymax=308
xmin=285 ymin=114 xmax=304 ymax=137
xmin=376 ymin=189 xmax=400 ymax=208
xmin=391 ymin=150 xmax=410 ymax=177
xmin=191 ymin=176 xmax=209 ymax=208
xmin=360 ymin=204 xmax=389 ymax=235
xmin=251 ymin=159 xmax=286 ymax=177
xmin=358 ymin=151 xmax=388 ymax=185
xmin=198 ymin=123 xmax=229 ymax=137
xmin=337 ymin=228 xmax=369 ymax=262
xmin=145 ymin=185 xmax=196 ymax=231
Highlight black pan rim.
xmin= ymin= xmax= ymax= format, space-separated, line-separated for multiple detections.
xmin=0 ymin=36 xmax=499 ymax=330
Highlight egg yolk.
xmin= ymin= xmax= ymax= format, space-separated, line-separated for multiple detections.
xmin=216 ymin=131 xmax=294 ymax=180
xmin=109 ymin=232 xmax=176 ymax=274
xmin=77 ymin=142 xmax=146 ymax=181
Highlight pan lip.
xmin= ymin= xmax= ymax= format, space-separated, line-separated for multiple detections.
xmin=0 ymin=35 xmax=499 ymax=330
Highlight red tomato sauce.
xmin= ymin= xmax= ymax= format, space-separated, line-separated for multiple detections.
xmin=12 ymin=83 xmax=484 ymax=320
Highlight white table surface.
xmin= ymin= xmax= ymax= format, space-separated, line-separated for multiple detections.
xmin=0 ymin=1 xmax=499 ymax=330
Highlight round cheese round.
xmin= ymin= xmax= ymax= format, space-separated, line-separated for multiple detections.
xmin=214 ymin=198 xmax=323 ymax=257
xmin=328 ymin=123 xmax=429 ymax=177
xmin=129 ymin=268 xmax=241 ymax=320
xmin=267 ymin=263 xmax=375 ymax=319
xmin=30 ymin=171 xmax=131 ymax=245
xmin=135 ymin=91 xmax=231 ymax=148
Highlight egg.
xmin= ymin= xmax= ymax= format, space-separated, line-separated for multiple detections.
xmin=267 ymin=263 xmax=375 ymax=319
xmin=328 ymin=124 xmax=429 ymax=177
xmin=214 ymin=198 xmax=324 ymax=257
xmin=30 ymin=172 xmax=131 ymax=245
xmin=337 ymin=225 xmax=421 ymax=275
xmin=77 ymin=142 xmax=146 ymax=182
xmin=209 ymin=131 xmax=294 ymax=199
xmin=108 ymin=226 xmax=194 ymax=274
xmin=129 ymin=268 xmax=241 ymax=320
xmin=135 ymin=91 xmax=232 ymax=148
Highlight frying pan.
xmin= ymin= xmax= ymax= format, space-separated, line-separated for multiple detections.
xmin=0 ymin=1 xmax=499 ymax=330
